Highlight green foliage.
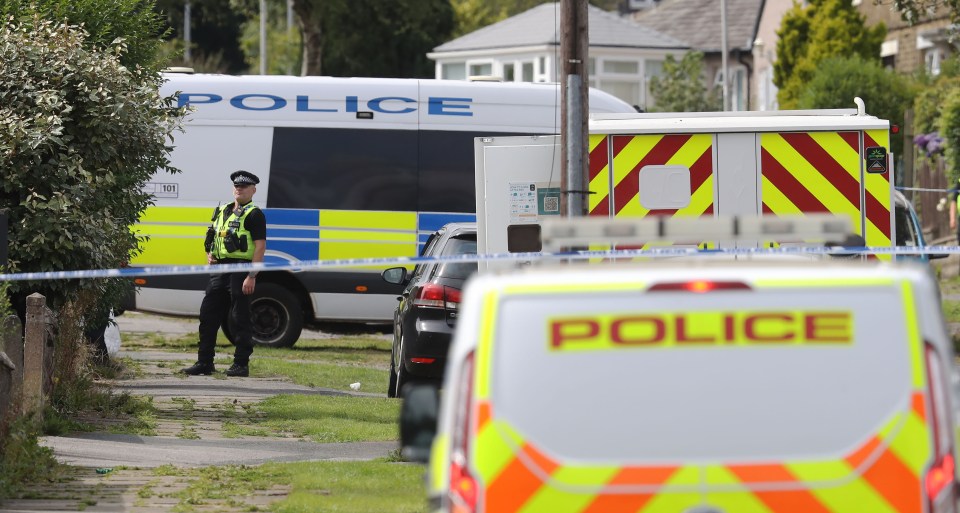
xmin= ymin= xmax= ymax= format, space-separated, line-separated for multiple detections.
xmin=0 ymin=413 xmax=63 ymax=500
xmin=156 ymin=0 xmax=248 ymax=73
xmin=294 ymin=0 xmax=455 ymax=77
xmin=0 ymin=18 xmax=182 ymax=330
xmin=0 ymin=0 xmax=168 ymax=71
xmin=648 ymin=51 xmax=722 ymax=113
xmin=888 ymin=0 xmax=960 ymax=25
xmin=774 ymin=0 xmax=886 ymax=109
xmin=797 ymin=55 xmax=914 ymax=156
xmin=238 ymin=14 xmax=302 ymax=75
xmin=940 ymin=88 xmax=960 ymax=184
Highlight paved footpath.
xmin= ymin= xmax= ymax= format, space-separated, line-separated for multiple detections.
xmin=2 ymin=314 xmax=396 ymax=513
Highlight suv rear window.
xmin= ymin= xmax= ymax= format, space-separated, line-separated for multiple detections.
xmin=491 ymin=284 xmax=911 ymax=463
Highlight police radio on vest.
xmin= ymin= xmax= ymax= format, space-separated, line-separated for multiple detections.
xmin=177 ymin=93 xmax=474 ymax=117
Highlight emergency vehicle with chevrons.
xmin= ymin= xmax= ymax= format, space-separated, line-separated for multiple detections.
xmin=475 ymin=99 xmax=895 ymax=267
xmin=402 ymin=215 xmax=959 ymax=513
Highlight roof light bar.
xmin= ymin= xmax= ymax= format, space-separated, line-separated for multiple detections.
xmin=540 ymin=214 xmax=852 ymax=251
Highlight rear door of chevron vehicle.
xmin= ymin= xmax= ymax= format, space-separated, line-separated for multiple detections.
xmin=129 ymin=72 xmax=636 ymax=347
xmin=475 ymin=101 xmax=895 ymax=271
xmin=413 ymin=216 xmax=959 ymax=513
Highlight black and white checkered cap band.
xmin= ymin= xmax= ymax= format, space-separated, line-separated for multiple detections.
xmin=233 ymin=175 xmax=257 ymax=184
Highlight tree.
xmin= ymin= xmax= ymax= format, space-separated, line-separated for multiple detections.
xmin=0 ymin=18 xmax=181 ymax=349
xmin=155 ymin=0 xmax=249 ymax=73
xmin=774 ymin=0 xmax=885 ymax=109
xmin=290 ymin=0 xmax=453 ymax=77
xmin=232 ymin=0 xmax=301 ymax=75
xmin=0 ymin=0 xmax=168 ymax=71
xmin=648 ymin=51 xmax=722 ymax=112
xmin=797 ymin=55 xmax=914 ymax=156
xmin=886 ymin=0 xmax=960 ymax=25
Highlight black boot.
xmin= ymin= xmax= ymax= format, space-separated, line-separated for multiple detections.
xmin=225 ymin=363 xmax=249 ymax=377
xmin=181 ymin=361 xmax=215 ymax=375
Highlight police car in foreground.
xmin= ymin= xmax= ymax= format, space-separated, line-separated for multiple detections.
xmin=401 ymin=215 xmax=959 ymax=513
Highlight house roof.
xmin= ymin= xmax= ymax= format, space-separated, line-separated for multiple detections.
xmin=632 ymin=0 xmax=764 ymax=53
xmin=432 ymin=2 xmax=688 ymax=54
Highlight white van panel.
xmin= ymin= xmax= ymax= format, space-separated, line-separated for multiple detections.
xmin=134 ymin=288 xmax=205 ymax=316
xmin=153 ymin=125 xmax=274 ymax=208
xmin=310 ymin=292 xmax=399 ymax=322
xmin=492 ymin=285 xmax=911 ymax=462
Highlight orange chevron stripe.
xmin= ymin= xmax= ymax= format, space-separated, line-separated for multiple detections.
xmin=861 ymin=449 xmax=922 ymax=513
xmin=483 ymin=442 xmax=559 ymax=513
xmin=845 ymin=435 xmax=883 ymax=469
xmin=912 ymin=391 xmax=926 ymax=421
xmin=581 ymin=466 xmax=679 ymax=513
xmin=726 ymin=464 xmax=833 ymax=513
xmin=476 ymin=401 xmax=492 ymax=430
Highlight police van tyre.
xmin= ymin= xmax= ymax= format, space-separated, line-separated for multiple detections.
xmin=225 ymin=282 xmax=304 ymax=348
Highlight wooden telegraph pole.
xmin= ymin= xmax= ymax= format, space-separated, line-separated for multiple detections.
xmin=560 ymin=0 xmax=589 ymax=217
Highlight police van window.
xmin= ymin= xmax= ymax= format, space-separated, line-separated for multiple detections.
xmin=267 ymin=127 xmax=418 ymax=211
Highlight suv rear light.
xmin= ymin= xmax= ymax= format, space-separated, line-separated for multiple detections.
xmin=648 ymin=280 xmax=752 ymax=293
xmin=449 ymin=352 xmax=478 ymax=513
xmin=414 ymin=283 xmax=462 ymax=310
xmin=924 ymin=343 xmax=958 ymax=512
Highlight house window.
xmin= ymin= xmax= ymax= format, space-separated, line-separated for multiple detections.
xmin=469 ymin=63 xmax=492 ymax=77
xmin=503 ymin=63 xmax=516 ymax=81
xmin=604 ymin=60 xmax=639 ymax=74
xmin=926 ymin=48 xmax=943 ymax=76
xmin=604 ymin=80 xmax=641 ymax=106
xmin=644 ymin=59 xmax=663 ymax=110
xmin=522 ymin=61 xmax=534 ymax=82
xmin=731 ymin=67 xmax=747 ymax=111
xmin=442 ymin=62 xmax=466 ymax=80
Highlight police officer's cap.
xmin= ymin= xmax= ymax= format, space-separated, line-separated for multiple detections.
xmin=230 ymin=170 xmax=260 ymax=186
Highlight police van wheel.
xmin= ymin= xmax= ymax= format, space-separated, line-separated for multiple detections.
xmin=226 ymin=282 xmax=304 ymax=348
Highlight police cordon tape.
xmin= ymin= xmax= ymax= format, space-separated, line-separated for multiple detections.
xmin=1 ymin=245 xmax=960 ymax=282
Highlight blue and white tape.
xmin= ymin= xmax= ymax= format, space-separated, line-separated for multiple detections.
xmin=1 ymin=246 xmax=958 ymax=283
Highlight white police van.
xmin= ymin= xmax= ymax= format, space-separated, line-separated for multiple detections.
xmin=129 ymin=72 xmax=636 ymax=347
xmin=402 ymin=215 xmax=959 ymax=513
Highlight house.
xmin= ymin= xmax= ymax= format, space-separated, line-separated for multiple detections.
xmin=855 ymin=1 xmax=955 ymax=75
xmin=426 ymin=3 xmax=687 ymax=111
xmin=631 ymin=0 xmax=767 ymax=111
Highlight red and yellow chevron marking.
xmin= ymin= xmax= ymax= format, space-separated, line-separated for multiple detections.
xmin=760 ymin=131 xmax=892 ymax=257
xmin=587 ymin=134 xmax=714 ymax=252
xmin=474 ymin=391 xmax=929 ymax=513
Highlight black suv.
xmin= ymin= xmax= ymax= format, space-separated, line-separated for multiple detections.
xmin=381 ymin=222 xmax=477 ymax=397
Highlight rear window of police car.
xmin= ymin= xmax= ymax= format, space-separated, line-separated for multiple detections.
xmin=490 ymin=283 xmax=913 ymax=463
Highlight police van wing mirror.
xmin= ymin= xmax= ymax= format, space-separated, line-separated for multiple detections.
xmin=929 ymin=252 xmax=949 ymax=260
xmin=400 ymin=383 xmax=440 ymax=464
xmin=382 ymin=267 xmax=408 ymax=284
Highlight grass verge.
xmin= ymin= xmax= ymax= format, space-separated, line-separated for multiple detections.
xmin=150 ymin=459 xmax=426 ymax=513
xmin=228 ymin=394 xmax=399 ymax=442
xmin=251 ymin=357 xmax=389 ymax=392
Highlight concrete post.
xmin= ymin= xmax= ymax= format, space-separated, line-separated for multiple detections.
xmin=22 ymin=293 xmax=47 ymax=413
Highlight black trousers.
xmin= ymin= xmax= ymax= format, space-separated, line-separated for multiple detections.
xmin=197 ymin=271 xmax=253 ymax=365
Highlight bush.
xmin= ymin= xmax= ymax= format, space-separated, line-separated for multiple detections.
xmin=0 ymin=17 xmax=182 ymax=329
xmin=797 ymin=55 xmax=914 ymax=156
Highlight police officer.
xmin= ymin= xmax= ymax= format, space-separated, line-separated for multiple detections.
xmin=181 ymin=170 xmax=267 ymax=377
